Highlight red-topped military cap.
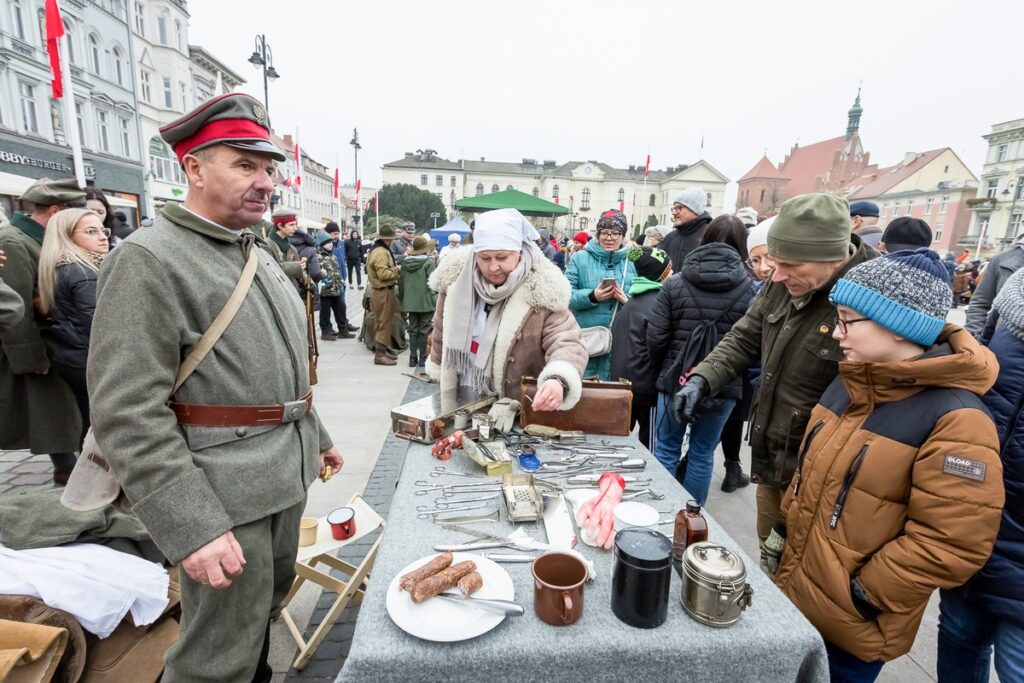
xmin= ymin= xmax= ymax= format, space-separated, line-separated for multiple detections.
xmin=159 ymin=92 xmax=286 ymax=163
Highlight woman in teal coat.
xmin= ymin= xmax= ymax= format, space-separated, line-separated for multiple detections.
xmin=565 ymin=209 xmax=636 ymax=379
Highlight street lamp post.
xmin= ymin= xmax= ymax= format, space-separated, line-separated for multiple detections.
xmin=247 ymin=35 xmax=280 ymax=113
xmin=350 ymin=128 xmax=361 ymax=226
xmin=430 ymin=212 xmax=440 ymax=230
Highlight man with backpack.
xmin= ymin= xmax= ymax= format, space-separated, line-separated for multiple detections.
xmin=673 ymin=194 xmax=875 ymax=544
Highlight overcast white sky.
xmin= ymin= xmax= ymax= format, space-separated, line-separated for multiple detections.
xmin=189 ymin=0 xmax=1024 ymax=206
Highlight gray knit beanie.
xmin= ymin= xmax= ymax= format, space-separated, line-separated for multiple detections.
xmin=830 ymin=248 xmax=952 ymax=346
xmin=993 ymin=267 xmax=1024 ymax=341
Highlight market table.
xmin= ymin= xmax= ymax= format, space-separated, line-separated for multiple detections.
xmin=337 ymin=434 xmax=828 ymax=682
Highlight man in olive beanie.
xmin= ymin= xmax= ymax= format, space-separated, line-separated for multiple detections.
xmin=674 ymin=192 xmax=876 ymax=545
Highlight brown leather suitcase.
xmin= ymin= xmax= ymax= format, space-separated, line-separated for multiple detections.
xmin=519 ymin=377 xmax=633 ymax=436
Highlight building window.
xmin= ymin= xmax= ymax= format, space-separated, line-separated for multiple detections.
xmin=759 ymin=189 xmax=766 ymax=203
xmin=140 ymin=70 xmax=151 ymax=102
xmin=939 ymin=195 xmax=950 ymax=214
xmin=581 ymin=188 xmax=591 ymax=210
xmin=134 ymin=1 xmax=144 ymax=34
xmin=1011 ymin=213 xmax=1023 ymax=240
xmin=975 ymin=217 xmax=989 ymax=237
xmin=162 ymin=77 xmax=172 ymax=108
xmin=986 ymin=179 xmax=999 ymax=198
xmin=179 ymin=82 xmax=188 ymax=110
xmin=420 ymin=174 xmax=427 ymax=186
xmin=112 ymin=47 xmax=125 ymax=86
xmin=150 ymin=136 xmax=185 ymax=184
xmin=435 ymin=175 xmax=442 ymax=186
xmin=553 ymin=185 xmax=560 ymax=199
xmin=74 ymin=101 xmax=85 ymax=145
xmin=89 ymin=34 xmax=102 ymax=75
xmin=906 ymin=198 xmax=915 ymax=215
xmin=881 ymin=202 xmax=890 ymax=217
xmin=649 ymin=193 xmax=656 ymax=207
xmin=617 ymin=188 xmax=625 ymax=202
xmin=491 ymin=184 xmax=499 ymax=193
xmin=532 ymin=187 xmax=539 ymax=197
xmin=893 ymin=200 xmax=901 ymax=215
xmin=174 ymin=19 xmax=183 ymax=50
xmin=9 ymin=0 xmax=26 ymax=40
xmin=934 ymin=219 xmax=944 ymax=242
xmin=1015 ymin=178 xmax=1024 ymax=201
xmin=475 ymin=183 xmax=483 ymax=196
xmin=97 ymin=110 xmax=110 ymax=151
xmin=506 ymin=185 xmax=513 ymax=191
xmin=157 ymin=14 xmax=168 ymax=44
xmin=924 ymin=197 xmax=934 ymax=214
xmin=119 ymin=117 xmax=130 ymax=155
xmin=450 ymin=176 xmax=456 ymax=187
xmin=63 ymin=21 xmax=75 ymax=64
xmin=707 ymin=192 xmax=713 ymax=206
xmin=996 ymin=144 xmax=1008 ymax=163
xmin=37 ymin=9 xmax=47 ymax=51
xmin=18 ymin=80 xmax=37 ymax=133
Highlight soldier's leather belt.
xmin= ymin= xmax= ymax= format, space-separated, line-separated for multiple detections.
xmin=170 ymin=391 xmax=313 ymax=427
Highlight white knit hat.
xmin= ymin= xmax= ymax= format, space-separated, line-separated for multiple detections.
xmin=747 ymin=216 xmax=775 ymax=253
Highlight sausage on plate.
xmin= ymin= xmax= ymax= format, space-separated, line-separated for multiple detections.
xmin=410 ymin=560 xmax=476 ymax=603
xmin=399 ymin=551 xmax=453 ymax=592
xmin=457 ymin=571 xmax=483 ymax=596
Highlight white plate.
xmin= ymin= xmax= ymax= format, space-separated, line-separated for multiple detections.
xmin=385 ymin=552 xmax=515 ymax=642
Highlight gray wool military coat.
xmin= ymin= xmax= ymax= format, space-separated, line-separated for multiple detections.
xmin=88 ymin=204 xmax=333 ymax=564
xmin=0 ymin=214 xmax=82 ymax=454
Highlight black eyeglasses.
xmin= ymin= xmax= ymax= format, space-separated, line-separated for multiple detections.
xmin=834 ymin=316 xmax=870 ymax=334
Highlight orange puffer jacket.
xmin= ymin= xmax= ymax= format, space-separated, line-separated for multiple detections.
xmin=773 ymin=324 xmax=1004 ymax=662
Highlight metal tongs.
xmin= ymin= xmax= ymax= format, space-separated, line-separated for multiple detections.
xmin=433 ymin=523 xmax=540 ymax=553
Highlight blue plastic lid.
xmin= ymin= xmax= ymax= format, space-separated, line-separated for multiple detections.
xmin=614 ymin=528 xmax=673 ymax=569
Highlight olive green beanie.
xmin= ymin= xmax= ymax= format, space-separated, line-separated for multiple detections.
xmin=767 ymin=193 xmax=852 ymax=262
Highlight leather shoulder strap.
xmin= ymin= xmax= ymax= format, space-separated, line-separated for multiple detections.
xmin=173 ymin=248 xmax=259 ymax=393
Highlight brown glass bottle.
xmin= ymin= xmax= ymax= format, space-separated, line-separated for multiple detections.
xmin=671 ymin=500 xmax=708 ymax=574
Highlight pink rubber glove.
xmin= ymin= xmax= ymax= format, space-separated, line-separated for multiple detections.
xmin=575 ymin=472 xmax=625 ymax=549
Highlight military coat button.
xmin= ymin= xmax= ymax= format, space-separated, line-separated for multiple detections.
xmin=235 ymin=427 xmax=248 ymax=437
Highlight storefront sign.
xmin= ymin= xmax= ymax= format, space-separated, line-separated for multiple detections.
xmin=0 ymin=151 xmax=72 ymax=173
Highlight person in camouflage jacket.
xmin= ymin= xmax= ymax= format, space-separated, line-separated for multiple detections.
xmin=316 ymin=232 xmax=352 ymax=340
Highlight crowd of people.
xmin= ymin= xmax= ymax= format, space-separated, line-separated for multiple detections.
xmin=1 ymin=92 xmax=1023 ymax=681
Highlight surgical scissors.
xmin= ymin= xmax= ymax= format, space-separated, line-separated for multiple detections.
xmin=416 ymin=502 xmax=493 ymax=519
xmin=429 ymin=467 xmax=487 ymax=479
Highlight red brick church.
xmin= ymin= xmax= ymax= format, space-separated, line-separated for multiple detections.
xmin=736 ymin=92 xmax=872 ymax=215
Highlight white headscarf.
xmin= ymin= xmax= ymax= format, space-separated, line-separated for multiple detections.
xmin=472 ymin=208 xmax=540 ymax=253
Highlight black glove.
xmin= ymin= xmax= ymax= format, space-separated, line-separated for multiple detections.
xmin=672 ymin=375 xmax=708 ymax=424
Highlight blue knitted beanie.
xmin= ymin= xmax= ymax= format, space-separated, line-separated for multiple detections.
xmin=829 ymin=248 xmax=951 ymax=346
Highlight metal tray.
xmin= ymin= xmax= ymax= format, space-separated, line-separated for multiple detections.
xmin=391 ymin=387 xmax=497 ymax=443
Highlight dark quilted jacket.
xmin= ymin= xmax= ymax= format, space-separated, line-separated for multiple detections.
xmin=973 ymin=321 xmax=1024 ymax=624
xmin=646 ymin=243 xmax=752 ymax=400
xmin=609 ymin=288 xmax=661 ymax=406
xmin=44 ymin=262 xmax=97 ymax=369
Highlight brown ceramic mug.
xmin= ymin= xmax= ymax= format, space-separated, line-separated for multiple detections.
xmin=531 ymin=551 xmax=587 ymax=626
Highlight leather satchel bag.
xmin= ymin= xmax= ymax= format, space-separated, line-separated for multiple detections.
xmin=519 ymin=376 xmax=633 ymax=436
xmin=61 ymin=249 xmax=260 ymax=512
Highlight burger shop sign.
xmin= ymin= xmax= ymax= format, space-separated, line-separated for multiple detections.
xmin=0 ymin=150 xmax=95 ymax=178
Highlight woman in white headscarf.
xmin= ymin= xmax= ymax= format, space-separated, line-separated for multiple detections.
xmin=426 ymin=209 xmax=588 ymax=411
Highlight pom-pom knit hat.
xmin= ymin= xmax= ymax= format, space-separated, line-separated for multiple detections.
xmin=829 ymin=248 xmax=952 ymax=347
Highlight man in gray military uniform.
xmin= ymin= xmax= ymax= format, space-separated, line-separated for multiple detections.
xmin=0 ymin=178 xmax=85 ymax=484
xmin=88 ymin=93 xmax=343 ymax=682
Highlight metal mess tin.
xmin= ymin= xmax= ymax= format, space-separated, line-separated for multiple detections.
xmin=390 ymin=387 xmax=496 ymax=443
xmin=679 ymin=542 xmax=753 ymax=628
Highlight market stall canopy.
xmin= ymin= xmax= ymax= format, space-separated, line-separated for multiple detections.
xmin=429 ymin=214 xmax=471 ymax=241
xmin=454 ymin=189 xmax=568 ymax=217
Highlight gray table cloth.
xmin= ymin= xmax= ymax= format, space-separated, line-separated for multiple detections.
xmin=338 ymin=434 xmax=828 ymax=682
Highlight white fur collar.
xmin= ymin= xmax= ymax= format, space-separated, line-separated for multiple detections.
xmin=428 ymin=247 xmax=570 ymax=311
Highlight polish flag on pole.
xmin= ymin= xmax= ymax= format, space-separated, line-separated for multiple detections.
xmin=45 ymin=0 xmax=64 ymax=98
xmin=374 ymin=191 xmax=379 ymax=213
xmin=293 ymin=143 xmax=302 ymax=186
xmin=619 ymin=200 xmax=625 ymax=213
xmin=333 ymin=168 xmax=339 ymax=198
xmin=644 ymin=153 xmax=651 ymax=177
xmin=355 ymin=179 xmax=361 ymax=207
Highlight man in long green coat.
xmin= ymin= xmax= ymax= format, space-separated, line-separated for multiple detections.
xmin=87 ymin=93 xmax=343 ymax=682
xmin=0 ymin=178 xmax=85 ymax=483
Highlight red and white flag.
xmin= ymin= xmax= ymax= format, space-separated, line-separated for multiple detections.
xmin=333 ymin=168 xmax=339 ymax=198
xmin=293 ymin=143 xmax=302 ymax=186
xmin=619 ymin=200 xmax=625 ymax=213
xmin=374 ymin=191 xmax=379 ymax=213
xmin=355 ymin=179 xmax=361 ymax=209
xmin=45 ymin=0 xmax=64 ymax=98
xmin=644 ymin=153 xmax=651 ymax=178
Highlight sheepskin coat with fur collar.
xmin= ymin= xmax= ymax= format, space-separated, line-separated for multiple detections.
xmin=426 ymin=248 xmax=588 ymax=409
